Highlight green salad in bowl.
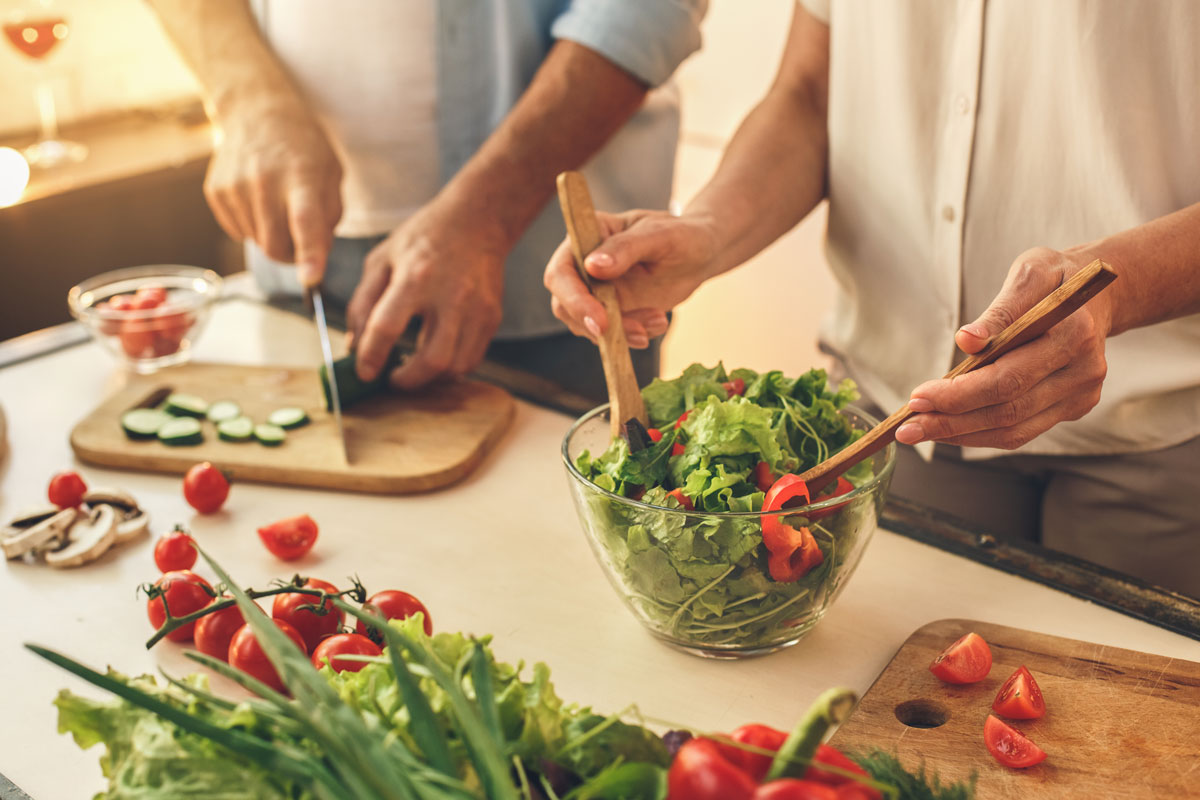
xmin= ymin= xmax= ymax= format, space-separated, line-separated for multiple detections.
xmin=562 ymin=363 xmax=896 ymax=658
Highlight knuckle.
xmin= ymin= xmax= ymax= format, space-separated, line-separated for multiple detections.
xmin=988 ymin=401 xmax=1025 ymax=429
xmin=990 ymin=369 xmax=1027 ymax=404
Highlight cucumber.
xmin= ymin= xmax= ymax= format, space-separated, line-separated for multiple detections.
xmin=121 ymin=408 xmax=171 ymax=440
xmin=157 ymin=417 xmax=203 ymax=446
xmin=319 ymin=349 xmax=403 ymax=411
xmin=217 ymin=416 xmax=254 ymax=442
xmin=253 ymin=423 xmax=286 ymax=446
xmin=267 ymin=407 xmax=309 ymax=429
xmin=206 ymin=400 xmax=242 ymax=423
xmin=164 ymin=393 xmax=208 ymax=418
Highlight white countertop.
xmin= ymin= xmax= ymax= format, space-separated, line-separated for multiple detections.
xmin=1 ymin=296 xmax=1197 ymax=799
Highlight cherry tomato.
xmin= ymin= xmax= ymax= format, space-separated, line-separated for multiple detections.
xmin=119 ymin=315 xmax=158 ymax=358
xmin=257 ymin=514 xmax=318 ymax=561
xmin=752 ymin=779 xmax=838 ymax=800
xmin=146 ymin=570 xmax=213 ymax=643
xmin=806 ymin=477 xmax=856 ymax=521
xmin=929 ymin=632 xmax=993 ymax=684
xmin=647 ymin=427 xmax=664 ymax=443
xmin=716 ymin=724 xmax=787 ymax=783
xmin=47 ymin=471 xmax=87 ymax=509
xmin=94 ymin=299 xmax=123 ymax=336
xmin=272 ymin=578 xmax=344 ymax=652
xmin=804 ymin=745 xmax=879 ymax=798
xmin=133 ymin=286 xmax=167 ymax=307
xmin=356 ymin=589 xmax=433 ymax=642
xmin=983 ymin=714 xmax=1046 ymax=769
xmin=992 ymin=665 xmax=1046 ymax=720
xmin=754 ymin=461 xmax=775 ymax=493
xmin=228 ymin=619 xmax=307 ymax=694
xmin=153 ymin=527 xmax=197 ymax=572
xmin=312 ymin=633 xmax=383 ymax=673
xmin=193 ymin=599 xmax=246 ymax=661
xmin=666 ymin=488 xmax=694 ymax=510
xmin=667 ymin=737 xmax=756 ymax=800
xmin=182 ymin=462 xmax=230 ymax=514
xmin=150 ymin=304 xmax=193 ymax=356
xmin=723 ymin=377 xmax=746 ymax=396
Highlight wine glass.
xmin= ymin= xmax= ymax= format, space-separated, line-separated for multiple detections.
xmin=3 ymin=0 xmax=87 ymax=167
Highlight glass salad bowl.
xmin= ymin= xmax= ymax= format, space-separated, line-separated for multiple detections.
xmin=68 ymin=265 xmax=222 ymax=374
xmin=562 ymin=403 xmax=896 ymax=659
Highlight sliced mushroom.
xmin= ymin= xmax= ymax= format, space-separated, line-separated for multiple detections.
xmin=82 ymin=487 xmax=139 ymax=515
xmin=7 ymin=505 xmax=62 ymax=529
xmin=3 ymin=508 xmax=78 ymax=560
xmin=45 ymin=505 xmax=117 ymax=568
xmin=114 ymin=508 xmax=150 ymax=543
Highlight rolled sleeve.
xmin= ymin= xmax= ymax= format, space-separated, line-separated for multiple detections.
xmin=551 ymin=0 xmax=708 ymax=87
xmin=798 ymin=0 xmax=830 ymax=24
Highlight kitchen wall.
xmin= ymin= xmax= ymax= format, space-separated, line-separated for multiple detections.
xmin=0 ymin=0 xmax=198 ymax=137
xmin=662 ymin=0 xmax=836 ymax=379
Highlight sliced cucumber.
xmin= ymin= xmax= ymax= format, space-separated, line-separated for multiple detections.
xmin=253 ymin=423 xmax=286 ymax=446
xmin=206 ymin=400 xmax=242 ymax=423
xmin=164 ymin=393 xmax=208 ymax=418
xmin=157 ymin=417 xmax=203 ymax=446
xmin=267 ymin=407 xmax=309 ymax=429
xmin=217 ymin=416 xmax=254 ymax=442
xmin=121 ymin=408 xmax=171 ymax=440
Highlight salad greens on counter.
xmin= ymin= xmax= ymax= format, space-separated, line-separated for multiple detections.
xmin=570 ymin=364 xmax=886 ymax=651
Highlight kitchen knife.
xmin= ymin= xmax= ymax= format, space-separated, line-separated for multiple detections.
xmin=308 ymin=287 xmax=349 ymax=464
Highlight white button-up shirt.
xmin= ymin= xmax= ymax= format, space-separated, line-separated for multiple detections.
xmin=803 ymin=0 xmax=1200 ymax=457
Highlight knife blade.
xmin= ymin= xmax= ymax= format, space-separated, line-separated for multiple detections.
xmin=309 ymin=287 xmax=349 ymax=464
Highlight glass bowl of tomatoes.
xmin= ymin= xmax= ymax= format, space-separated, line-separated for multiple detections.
xmin=562 ymin=401 xmax=896 ymax=659
xmin=68 ymin=265 xmax=222 ymax=374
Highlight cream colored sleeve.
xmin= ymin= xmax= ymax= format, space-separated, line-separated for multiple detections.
xmin=797 ymin=0 xmax=830 ymax=24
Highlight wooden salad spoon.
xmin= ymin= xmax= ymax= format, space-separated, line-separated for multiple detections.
xmin=556 ymin=170 xmax=648 ymax=437
xmin=798 ymin=258 xmax=1118 ymax=495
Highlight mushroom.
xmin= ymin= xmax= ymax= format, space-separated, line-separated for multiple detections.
xmin=114 ymin=509 xmax=151 ymax=544
xmin=45 ymin=505 xmax=117 ymax=568
xmin=82 ymin=487 xmax=139 ymax=515
xmin=84 ymin=487 xmax=149 ymax=545
xmin=2 ymin=507 xmax=78 ymax=560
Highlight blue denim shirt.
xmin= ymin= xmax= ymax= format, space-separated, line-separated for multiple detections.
xmin=249 ymin=0 xmax=707 ymax=340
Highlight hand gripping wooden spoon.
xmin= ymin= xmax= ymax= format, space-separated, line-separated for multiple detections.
xmin=556 ymin=170 xmax=648 ymax=437
xmin=798 ymin=258 xmax=1118 ymax=495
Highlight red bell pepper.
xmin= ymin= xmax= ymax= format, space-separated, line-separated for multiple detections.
xmin=761 ymin=475 xmax=824 ymax=582
xmin=806 ymin=477 xmax=855 ymax=521
xmin=723 ymin=377 xmax=746 ymax=396
xmin=648 ymin=428 xmax=664 ymax=443
xmin=667 ymin=488 xmax=694 ymax=510
xmin=716 ymin=724 xmax=789 ymax=783
xmin=668 ymin=738 xmax=756 ymax=800
xmin=675 ymin=409 xmax=693 ymax=429
xmin=754 ymin=461 xmax=775 ymax=493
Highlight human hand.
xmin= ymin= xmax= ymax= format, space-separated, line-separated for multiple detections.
xmin=543 ymin=209 xmax=718 ymax=347
xmin=205 ymin=103 xmax=342 ymax=287
xmin=898 ymin=247 xmax=1115 ymax=449
xmin=344 ymin=203 xmax=507 ymax=389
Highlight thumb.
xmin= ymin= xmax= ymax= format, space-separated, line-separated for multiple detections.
xmin=582 ymin=226 xmax=663 ymax=281
xmin=957 ymin=272 xmax=1053 ymax=355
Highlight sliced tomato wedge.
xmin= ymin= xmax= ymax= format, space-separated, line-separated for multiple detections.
xmin=929 ymin=632 xmax=992 ymax=684
xmin=992 ymin=665 xmax=1045 ymax=719
xmin=984 ymin=714 xmax=1046 ymax=768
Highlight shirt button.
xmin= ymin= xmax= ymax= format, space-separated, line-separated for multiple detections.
xmin=955 ymin=95 xmax=970 ymax=114
xmin=942 ymin=205 xmax=957 ymax=222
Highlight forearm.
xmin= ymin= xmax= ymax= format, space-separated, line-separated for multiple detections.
xmin=1072 ymin=201 xmax=1200 ymax=336
xmin=144 ymin=0 xmax=307 ymax=120
xmin=432 ymin=39 xmax=649 ymax=253
xmin=684 ymin=5 xmax=830 ymax=280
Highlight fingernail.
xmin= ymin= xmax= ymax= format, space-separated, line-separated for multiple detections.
xmin=896 ymin=422 xmax=925 ymax=444
xmin=959 ymin=322 xmax=988 ymax=338
xmin=628 ymin=333 xmax=649 ymax=349
xmin=586 ymin=252 xmax=613 ymax=269
xmin=583 ymin=315 xmax=602 ymax=338
xmin=908 ymin=397 xmax=934 ymax=413
xmin=298 ymin=263 xmax=319 ymax=288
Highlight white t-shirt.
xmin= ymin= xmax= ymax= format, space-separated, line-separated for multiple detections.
xmin=253 ymin=0 xmax=440 ymax=237
xmin=801 ymin=0 xmax=1200 ymax=458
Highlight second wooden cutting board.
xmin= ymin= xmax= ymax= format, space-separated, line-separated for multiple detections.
xmin=70 ymin=362 xmax=515 ymax=493
xmin=829 ymin=618 xmax=1200 ymax=800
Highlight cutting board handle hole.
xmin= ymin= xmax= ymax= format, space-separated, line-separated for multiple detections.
xmin=893 ymin=699 xmax=950 ymax=729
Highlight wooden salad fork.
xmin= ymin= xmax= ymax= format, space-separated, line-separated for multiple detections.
xmin=798 ymin=259 xmax=1118 ymax=495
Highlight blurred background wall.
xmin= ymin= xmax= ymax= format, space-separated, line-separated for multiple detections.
xmin=0 ymin=0 xmax=834 ymax=379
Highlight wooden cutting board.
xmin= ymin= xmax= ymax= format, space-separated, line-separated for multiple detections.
xmin=70 ymin=362 xmax=515 ymax=493
xmin=829 ymin=619 xmax=1200 ymax=799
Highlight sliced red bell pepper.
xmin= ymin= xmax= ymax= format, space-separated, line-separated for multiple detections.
xmin=648 ymin=428 xmax=664 ymax=443
xmin=672 ymin=442 xmax=686 ymax=456
xmin=761 ymin=475 xmax=824 ymax=582
xmin=806 ymin=477 xmax=855 ymax=521
xmin=675 ymin=409 xmax=693 ymax=429
xmin=754 ymin=461 xmax=775 ymax=493
xmin=667 ymin=488 xmax=694 ymax=511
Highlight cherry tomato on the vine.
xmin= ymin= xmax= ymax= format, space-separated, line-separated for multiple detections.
xmin=47 ymin=471 xmax=87 ymax=509
xmin=272 ymin=578 xmax=344 ymax=652
xmin=183 ymin=462 xmax=230 ymax=514
xmin=356 ymin=590 xmax=433 ymax=642
xmin=193 ymin=599 xmax=246 ymax=661
xmin=228 ymin=619 xmax=307 ymax=694
xmin=257 ymin=514 xmax=318 ymax=561
xmin=929 ymin=632 xmax=992 ymax=684
xmin=146 ymin=570 xmax=213 ymax=643
xmin=311 ymin=633 xmax=383 ymax=673
xmin=153 ymin=528 xmax=197 ymax=572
